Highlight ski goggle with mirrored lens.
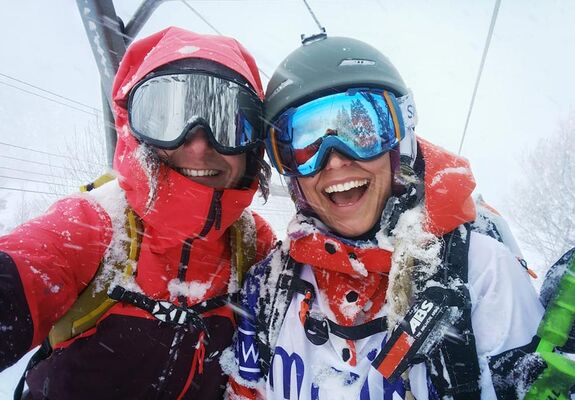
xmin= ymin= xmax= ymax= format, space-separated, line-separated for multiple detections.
xmin=265 ymin=88 xmax=405 ymax=176
xmin=128 ymin=72 xmax=263 ymax=154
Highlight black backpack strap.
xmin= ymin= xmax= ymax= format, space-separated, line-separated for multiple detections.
xmin=427 ymin=223 xmax=481 ymax=399
xmin=13 ymin=339 xmax=52 ymax=400
xmin=108 ymin=286 xmax=234 ymax=340
xmin=255 ymin=254 xmax=302 ymax=378
xmin=290 ymin=274 xmax=388 ymax=345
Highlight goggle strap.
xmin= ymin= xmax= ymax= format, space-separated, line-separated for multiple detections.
xmin=268 ymin=127 xmax=285 ymax=174
xmin=397 ymin=90 xmax=418 ymax=131
xmin=382 ymin=91 xmax=403 ymax=143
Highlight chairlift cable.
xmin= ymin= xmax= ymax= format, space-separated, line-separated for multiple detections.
xmin=0 ymin=154 xmax=103 ymax=175
xmin=458 ymin=0 xmax=502 ymax=155
xmin=0 ymin=174 xmax=77 ymax=189
xmin=0 ymin=141 xmax=107 ymax=167
xmin=301 ymin=0 xmax=324 ymax=32
xmin=180 ymin=0 xmax=223 ymax=35
xmin=0 ymin=81 xmax=102 ymax=118
xmin=0 ymin=186 xmax=66 ymax=196
xmin=0 ymin=166 xmax=67 ymax=179
xmin=179 ymin=0 xmax=270 ymax=80
xmin=0 ymin=72 xmax=102 ymax=113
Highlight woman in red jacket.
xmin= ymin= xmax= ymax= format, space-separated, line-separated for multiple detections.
xmin=0 ymin=27 xmax=274 ymax=399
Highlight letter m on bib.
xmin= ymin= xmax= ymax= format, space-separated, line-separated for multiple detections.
xmin=270 ymin=347 xmax=305 ymax=399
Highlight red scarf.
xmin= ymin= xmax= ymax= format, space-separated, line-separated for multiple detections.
xmin=290 ymin=232 xmax=392 ymax=326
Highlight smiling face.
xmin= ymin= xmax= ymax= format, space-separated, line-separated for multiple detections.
xmin=156 ymin=126 xmax=246 ymax=189
xmin=296 ymin=151 xmax=392 ymax=237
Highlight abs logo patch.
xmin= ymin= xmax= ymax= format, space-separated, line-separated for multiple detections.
xmin=372 ymin=287 xmax=452 ymax=381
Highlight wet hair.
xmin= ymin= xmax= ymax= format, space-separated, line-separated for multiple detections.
xmin=241 ymin=147 xmax=271 ymax=201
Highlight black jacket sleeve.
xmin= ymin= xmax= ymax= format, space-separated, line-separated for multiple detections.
xmin=0 ymin=251 xmax=34 ymax=371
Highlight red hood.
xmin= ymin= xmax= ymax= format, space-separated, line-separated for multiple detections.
xmin=111 ymin=27 xmax=264 ymax=246
xmin=418 ymin=137 xmax=476 ymax=236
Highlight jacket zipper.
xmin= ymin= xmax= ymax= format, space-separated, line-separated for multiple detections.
xmin=155 ymin=190 xmax=224 ymax=398
xmin=199 ymin=189 xmax=223 ymax=236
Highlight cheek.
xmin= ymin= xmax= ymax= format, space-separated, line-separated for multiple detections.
xmin=225 ymin=154 xmax=247 ymax=179
xmin=296 ymin=177 xmax=318 ymax=202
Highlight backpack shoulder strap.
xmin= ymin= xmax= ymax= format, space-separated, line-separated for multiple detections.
xmin=229 ymin=210 xmax=257 ymax=289
xmin=253 ymin=249 xmax=301 ymax=378
xmin=79 ymin=172 xmax=116 ymax=192
xmin=427 ymin=223 xmax=482 ymax=399
xmin=49 ymin=176 xmax=142 ymax=346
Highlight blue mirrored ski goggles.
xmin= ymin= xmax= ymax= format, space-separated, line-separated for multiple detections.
xmin=265 ymin=88 xmax=405 ymax=177
xmin=128 ymin=72 xmax=263 ymax=154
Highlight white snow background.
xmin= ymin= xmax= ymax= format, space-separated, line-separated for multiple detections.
xmin=0 ymin=0 xmax=574 ymax=396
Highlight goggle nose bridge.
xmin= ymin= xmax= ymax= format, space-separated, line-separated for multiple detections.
xmin=181 ymin=118 xmax=215 ymax=145
xmin=305 ymin=136 xmax=366 ymax=174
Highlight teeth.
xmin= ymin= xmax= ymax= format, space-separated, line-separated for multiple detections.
xmin=180 ymin=168 xmax=219 ymax=177
xmin=324 ymin=179 xmax=369 ymax=194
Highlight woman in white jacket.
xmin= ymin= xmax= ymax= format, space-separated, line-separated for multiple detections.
xmin=226 ymin=34 xmax=543 ymax=400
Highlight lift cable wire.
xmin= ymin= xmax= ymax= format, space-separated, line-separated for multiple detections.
xmin=0 ymin=186 xmax=66 ymax=196
xmin=0 ymin=174 xmax=77 ymax=189
xmin=0 ymin=165 xmax=67 ymax=179
xmin=0 ymin=72 xmax=101 ymax=113
xmin=0 ymin=80 xmax=101 ymax=118
xmin=0 ymin=142 xmax=107 ymax=167
xmin=179 ymin=0 xmax=270 ymax=80
xmin=0 ymin=154 xmax=104 ymax=175
xmin=301 ymin=0 xmax=324 ymax=32
xmin=180 ymin=0 xmax=223 ymax=35
xmin=458 ymin=0 xmax=502 ymax=155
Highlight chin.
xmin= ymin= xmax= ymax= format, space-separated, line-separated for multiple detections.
xmin=330 ymin=222 xmax=369 ymax=238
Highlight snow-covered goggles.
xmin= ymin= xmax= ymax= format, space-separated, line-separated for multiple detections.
xmin=128 ymin=72 xmax=263 ymax=154
xmin=265 ymin=88 xmax=405 ymax=177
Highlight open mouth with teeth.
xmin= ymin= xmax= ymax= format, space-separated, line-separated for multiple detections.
xmin=323 ymin=179 xmax=370 ymax=206
xmin=177 ymin=168 xmax=220 ymax=178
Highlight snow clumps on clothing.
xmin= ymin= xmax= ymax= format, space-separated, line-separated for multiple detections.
xmin=385 ymin=205 xmax=442 ymax=330
xmin=85 ymin=179 xmax=143 ymax=295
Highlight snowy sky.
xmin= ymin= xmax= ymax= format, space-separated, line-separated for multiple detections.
xmin=1 ymin=1 xmax=574 ymax=231
xmin=0 ymin=0 xmax=574 ymax=394
xmin=1 ymin=0 xmax=574 ymax=267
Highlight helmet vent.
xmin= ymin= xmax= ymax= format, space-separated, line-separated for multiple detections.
xmin=268 ymin=78 xmax=294 ymax=99
xmin=339 ymin=59 xmax=375 ymax=67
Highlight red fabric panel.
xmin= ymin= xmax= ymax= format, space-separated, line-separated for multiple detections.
xmin=419 ymin=137 xmax=477 ymax=236
xmin=252 ymin=211 xmax=276 ymax=262
xmin=0 ymin=197 xmax=111 ymax=347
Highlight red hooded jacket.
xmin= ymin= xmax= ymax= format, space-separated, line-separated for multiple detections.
xmin=0 ymin=27 xmax=274 ymax=400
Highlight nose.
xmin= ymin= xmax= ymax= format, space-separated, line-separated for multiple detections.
xmin=181 ymin=126 xmax=214 ymax=154
xmin=324 ymin=150 xmax=352 ymax=170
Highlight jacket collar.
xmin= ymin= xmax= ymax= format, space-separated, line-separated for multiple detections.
xmin=287 ymin=214 xmax=392 ymax=277
xmin=114 ymin=134 xmax=256 ymax=249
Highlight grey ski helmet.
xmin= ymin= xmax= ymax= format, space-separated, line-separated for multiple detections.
xmin=265 ymin=34 xmax=408 ymax=127
xmin=265 ymin=34 xmax=416 ymax=213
